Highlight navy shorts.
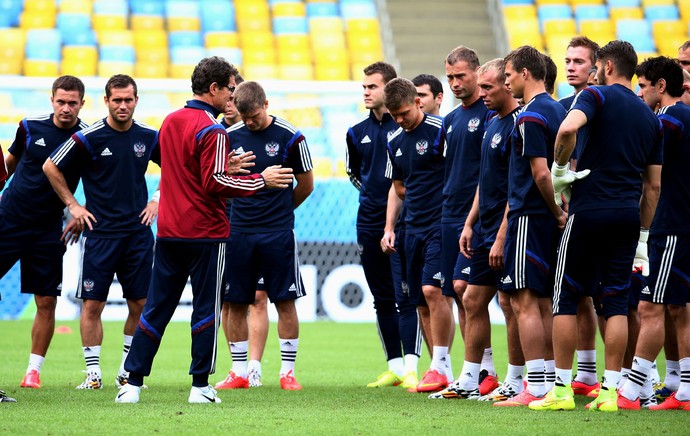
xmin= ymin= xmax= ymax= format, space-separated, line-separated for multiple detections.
xmin=643 ymin=234 xmax=690 ymax=306
xmin=468 ymin=239 xmax=504 ymax=289
xmin=405 ymin=226 xmax=443 ymax=306
xmin=78 ymin=228 xmax=154 ymax=301
xmin=552 ymin=208 xmax=639 ymax=318
xmin=391 ymin=224 xmax=410 ymax=305
xmin=441 ymin=221 xmax=471 ymax=298
xmin=355 ymin=228 xmax=395 ymax=306
xmin=502 ymin=214 xmax=558 ymax=297
xmin=0 ymin=216 xmax=65 ymax=296
xmin=225 ymin=230 xmax=305 ymax=304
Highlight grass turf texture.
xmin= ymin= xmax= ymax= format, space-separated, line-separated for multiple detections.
xmin=0 ymin=320 xmax=686 ymax=435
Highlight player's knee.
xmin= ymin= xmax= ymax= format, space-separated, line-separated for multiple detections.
xmin=453 ymin=280 xmax=467 ymax=297
xmin=666 ymin=304 xmax=687 ymax=323
xmin=34 ymin=295 xmax=57 ymax=313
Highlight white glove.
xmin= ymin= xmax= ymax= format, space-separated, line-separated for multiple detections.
xmin=551 ymin=162 xmax=591 ymax=206
xmin=633 ymin=229 xmax=649 ymax=277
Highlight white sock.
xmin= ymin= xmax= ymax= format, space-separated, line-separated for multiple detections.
xmin=444 ymin=354 xmax=454 ymax=383
xmin=83 ymin=345 xmax=101 ymax=376
xmin=506 ymin=364 xmax=525 ymax=392
xmin=544 ymin=359 xmax=556 ymax=390
xmin=526 ymin=359 xmax=546 ymax=396
xmin=481 ymin=347 xmax=496 ymax=376
xmin=555 ymin=367 xmax=572 ymax=387
xmin=619 ymin=367 xmax=630 ymax=389
xmin=665 ymin=360 xmax=681 ymax=391
xmin=457 ymin=361 xmax=481 ymax=390
xmin=279 ymin=338 xmax=298 ymax=376
xmin=430 ymin=346 xmax=448 ymax=373
xmin=602 ymin=370 xmax=621 ymax=391
xmin=574 ymin=349 xmax=597 ymax=384
xmin=649 ymin=359 xmax=660 ymax=385
xmin=27 ymin=353 xmax=45 ymax=374
xmin=248 ymin=359 xmax=262 ymax=374
xmin=676 ymin=357 xmax=690 ymax=401
xmin=403 ymin=354 xmax=419 ymax=375
xmin=388 ymin=357 xmax=403 ymax=377
xmin=230 ymin=341 xmax=248 ymax=377
xmin=641 ymin=374 xmax=655 ymax=400
xmin=620 ymin=357 xmax=652 ymax=400
xmin=119 ymin=335 xmax=133 ymax=375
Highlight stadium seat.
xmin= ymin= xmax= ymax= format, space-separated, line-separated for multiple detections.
xmin=273 ymin=17 xmax=309 ymax=34
xmin=24 ymin=0 xmax=57 ymax=13
xmin=340 ymin=0 xmax=377 ymax=19
xmin=536 ymin=0 xmax=569 ymax=5
xmin=276 ymin=34 xmax=310 ymax=52
xmin=545 ymin=34 xmax=575 ymax=54
xmin=240 ymin=30 xmax=275 ymax=50
xmin=134 ymin=30 xmax=168 ymax=50
xmin=608 ymin=0 xmax=640 ymax=6
xmin=681 ymin=3 xmax=690 ymax=22
xmin=651 ymin=19 xmax=685 ymax=41
xmin=538 ymin=5 xmax=573 ymax=22
xmin=206 ymin=47 xmax=243 ymax=66
xmin=236 ymin=0 xmax=271 ymax=32
xmin=0 ymin=28 xmax=25 ymax=74
xmin=98 ymin=60 xmax=134 ymax=77
xmin=656 ymin=35 xmax=687 ymax=57
xmin=315 ymin=64 xmax=350 ymax=81
xmin=205 ymin=32 xmax=240 ymax=48
xmin=0 ymin=0 xmax=23 ymax=27
xmin=346 ymin=18 xmax=380 ymax=34
xmin=642 ymin=0 xmax=675 ymax=5
xmin=94 ymin=0 xmax=128 ymax=15
xmin=169 ymin=31 xmax=204 ymax=48
xmin=242 ymin=63 xmax=278 ymax=80
xmin=130 ymin=0 xmax=165 ymax=15
xmin=578 ymin=18 xmax=614 ymax=33
xmin=617 ymin=19 xmax=655 ymax=52
xmin=92 ymin=14 xmax=128 ymax=32
xmin=131 ymin=14 xmax=165 ymax=30
xmin=169 ymin=63 xmax=195 ymax=79
xmin=503 ymin=5 xmax=538 ymax=20
xmin=100 ymin=46 xmax=136 ymax=63
xmin=645 ymin=5 xmax=679 ymax=20
xmin=20 ymin=11 xmax=57 ymax=29
xmin=569 ymin=0 xmax=604 ymax=5
xmin=170 ymin=46 xmax=206 ymax=65
xmin=506 ymin=18 xmax=544 ymax=50
xmin=57 ymin=13 xmax=95 ymax=46
xmin=63 ymin=45 xmax=98 ymax=63
xmin=61 ymin=56 xmax=98 ymax=77
xmin=307 ymin=2 xmax=339 ymax=17
xmin=59 ymin=0 xmax=93 ymax=14
xmin=243 ymin=49 xmax=277 ymax=65
xmin=136 ymin=47 xmax=170 ymax=64
xmin=278 ymin=48 xmax=312 ymax=65
xmin=278 ymin=64 xmax=314 ymax=81
xmin=23 ymin=59 xmax=59 ymax=77
xmin=98 ymin=30 xmax=134 ymax=47
xmin=273 ymin=1 xmax=307 ymax=17
xmin=501 ymin=0 xmax=536 ymax=4
xmin=136 ymin=62 xmax=169 ymax=78
xmin=544 ymin=18 xmax=577 ymax=37
xmin=200 ymin=0 xmax=236 ymax=32
xmin=26 ymin=30 xmax=62 ymax=62
xmin=309 ymin=17 xmax=344 ymax=33
xmin=609 ymin=7 xmax=644 ymax=21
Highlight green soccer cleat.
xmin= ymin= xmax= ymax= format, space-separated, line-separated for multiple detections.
xmin=587 ymin=387 xmax=619 ymax=412
xmin=399 ymin=371 xmax=419 ymax=390
xmin=528 ymin=385 xmax=575 ymax=411
xmin=366 ymin=370 xmax=402 ymax=388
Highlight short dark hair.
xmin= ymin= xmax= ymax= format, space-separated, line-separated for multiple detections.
xmin=505 ymin=45 xmax=546 ymax=81
xmin=636 ymin=56 xmax=684 ymax=98
xmin=235 ymin=72 xmax=245 ymax=85
xmin=105 ymin=74 xmax=137 ymax=98
xmin=191 ymin=56 xmax=239 ymax=95
xmin=596 ymin=40 xmax=638 ymax=81
xmin=53 ymin=75 xmax=85 ymax=99
xmin=412 ymin=74 xmax=443 ymax=98
xmin=680 ymin=40 xmax=690 ymax=52
xmin=233 ymin=81 xmax=266 ymax=115
xmin=445 ymin=45 xmax=480 ymax=69
xmin=363 ymin=61 xmax=397 ymax=84
xmin=383 ymin=77 xmax=417 ymax=111
xmin=568 ymin=36 xmax=600 ymax=65
xmin=542 ymin=53 xmax=558 ymax=94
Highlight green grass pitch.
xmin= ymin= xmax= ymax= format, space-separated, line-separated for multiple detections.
xmin=0 ymin=320 xmax=686 ymax=435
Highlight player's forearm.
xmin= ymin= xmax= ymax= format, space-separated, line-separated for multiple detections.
xmin=5 ymin=152 xmax=17 ymax=178
xmin=293 ymin=172 xmax=314 ymax=209
xmin=532 ymin=164 xmax=563 ymax=219
xmin=640 ymin=164 xmax=661 ymax=228
xmin=464 ymin=187 xmax=480 ymax=228
xmin=43 ymin=158 xmax=79 ymax=208
xmin=384 ymin=183 xmax=402 ymax=232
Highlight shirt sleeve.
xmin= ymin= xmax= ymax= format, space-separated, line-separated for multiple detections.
xmin=386 ymin=140 xmax=402 ymax=181
xmin=649 ymin=117 xmax=665 ymax=166
xmin=8 ymin=119 xmax=28 ymax=158
xmin=515 ymin=110 xmax=549 ymax=158
xmin=285 ymin=130 xmax=312 ymax=175
xmin=345 ymin=127 xmax=362 ymax=189
xmin=49 ymin=132 xmax=86 ymax=170
xmin=571 ymin=86 xmax=604 ymax=125
xmin=0 ymin=147 xmax=7 ymax=190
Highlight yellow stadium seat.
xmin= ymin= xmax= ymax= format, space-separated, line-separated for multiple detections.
xmin=136 ymin=47 xmax=170 ymax=63
xmin=92 ymin=14 xmax=128 ymax=31
xmin=273 ymin=2 xmax=306 ymax=17
xmin=240 ymin=31 xmax=274 ymax=49
xmin=63 ymin=46 xmax=98 ymax=63
xmin=134 ymin=30 xmax=168 ymax=50
xmin=98 ymin=61 xmax=134 ymax=77
xmin=131 ymin=15 xmax=165 ymax=31
xmin=680 ymin=3 xmax=690 ymax=22
xmin=545 ymin=35 xmax=573 ymax=55
xmin=206 ymin=32 xmax=240 ymax=48
xmin=656 ymin=35 xmax=688 ymax=57
xmin=24 ymin=0 xmax=57 ymax=13
xmin=503 ymin=5 xmax=537 ymax=20
xmin=311 ymin=157 xmax=333 ymax=178
xmin=349 ymin=49 xmax=383 ymax=66
xmin=0 ymin=59 xmax=22 ymax=75
xmin=586 ymin=31 xmax=617 ymax=47
xmin=237 ymin=16 xmax=271 ymax=33
xmin=242 ymin=63 xmax=278 ymax=80
xmin=315 ymin=48 xmax=349 ymax=65
xmin=243 ymin=49 xmax=276 ymax=64
xmin=536 ymin=0 xmax=569 ymax=4
xmin=347 ymin=33 xmax=382 ymax=52
xmin=506 ymin=18 xmax=544 ymax=50
xmin=169 ymin=63 xmax=195 ymax=79
xmin=351 ymin=62 xmax=371 ymax=80
xmin=284 ymin=105 xmax=322 ymax=127
xmin=276 ymin=34 xmax=310 ymax=52
xmin=59 ymin=0 xmax=92 ymax=14
xmin=20 ymin=11 xmax=56 ymax=29
xmin=578 ymin=18 xmax=614 ymax=34
xmin=345 ymin=18 xmax=380 ymax=34
xmin=0 ymin=28 xmax=26 ymax=62
xmin=167 ymin=16 xmax=201 ymax=32
xmin=135 ymin=62 xmax=170 ymax=78
xmin=652 ymin=20 xmax=686 ymax=41
xmin=309 ymin=17 xmax=343 ymax=33
xmin=642 ymin=0 xmax=675 ymax=6
xmin=543 ymin=19 xmax=577 ymax=37
xmin=315 ymin=64 xmax=350 ymax=81
xmin=278 ymin=49 xmax=311 ymax=65
xmin=609 ymin=7 xmax=643 ymax=21
xmin=278 ymin=64 xmax=314 ymax=81
xmin=311 ymin=32 xmax=346 ymax=52
xmin=61 ymin=58 xmax=97 ymax=76
xmin=24 ymin=59 xmax=59 ymax=77
xmin=98 ymin=30 xmax=134 ymax=46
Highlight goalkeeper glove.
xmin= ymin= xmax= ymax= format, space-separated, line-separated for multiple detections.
xmin=551 ymin=162 xmax=590 ymax=206
xmin=633 ymin=228 xmax=649 ymax=277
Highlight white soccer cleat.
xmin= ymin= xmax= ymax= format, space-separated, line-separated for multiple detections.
xmin=248 ymin=367 xmax=263 ymax=387
xmin=188 ymin=385 xmax=222 ymax=403
xmin=115 ymin=383 xmax=141 ymax=403
xmin=76 ymin=371 xmax=102 ymax=390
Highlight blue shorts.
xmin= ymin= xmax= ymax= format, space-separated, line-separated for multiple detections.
xmin=468 ymin=241 xmax=504 ymax=289
xmin=643 ymin=234 xmax=690 ymax=306
xmin=552 ymin=209 xmax=639 ymax=318
xmin=78 ymin=228 xmax=154 ymax=301
xmin=225 ymin=230 xmax=305 ymax=304
xmin=0 ymin=216 xmax=65 ymax=296
xmin=405 ymin=227 xmax=443 ymax=306
xmin=441 ymin=221 xmax=471 ymax=297
xmin=391 ymin=224 xmax=410 ymax=305
xmin=502 ymin=214 xmax=558 ymax=297
xmin=593 ymin=272 xmax=645 ymax=316
xmin=355 ymin=228 xmax=395 ymax=306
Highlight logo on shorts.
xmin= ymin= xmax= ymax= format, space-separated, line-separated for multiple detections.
xmin=258 ymin=277 xmax=265 ymax=285
xmin=395 ymin=148 xmax=402 ymax=157
xmin=490 ymin=133 xmax=502 ymax=149
xmin=461 ymin=267 xmax=471 ymax=275
xmin=133 ymin=142 xmax=146 ymax=158
xmin=641 ymin=286 xmax=650 ymax=295
xmin=265 ymin=142 xmax=280 ymax=157
xmin=288 ymin=284 xmax=297 ymax=292
xmin=83 ymin=279 xmax=94 ymax=292
xmin=502 ymin=275 xmax=512 ymax=285
xmin=416 ymin=140 xmax=428 ymax=155
xmin=432 ymin=272 xmax=445 ymax=288
xmin=468 ymin=117 xmax=480 ymax=132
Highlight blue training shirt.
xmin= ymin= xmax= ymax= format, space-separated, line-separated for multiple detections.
xmin=651 ymin=101 xmax=690 ymax=236
xmin=386 ymin=113 xmax=445 ymax=233
xmin=227 ymin=116 xmax=312 ymax=232
xmin=1 ymin=114 xmax=87 ymax=228
xmin=507 ymin=92 xmax=567 ymax=219
xmin=442 ymin=98 xmax=492 ymax=224
xmin=346 ymin=111 xmax=399 ymax=231
xmin=50 ymin=118 xmax=160 ymax=238
xmin=569 ymin=84 xmax=663 ymax=214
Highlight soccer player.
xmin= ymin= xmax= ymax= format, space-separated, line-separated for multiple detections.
xmin=43 ymin=75 xmax=159 ymax=390
xmin=220 ymin=72 xmax=244 ymax=127
xmin=412 ymin=74 xmax=443 ymax=116
xmin=346 ymin=62 xmax=421 ymax=389
xmin=678 ymin=41 xmax=690 ymax=71
xmin=116 ymin=57 xmax=293 ymax=404
xmin=543 ymin=54 xmax=557 ymax=96
xmin=559 ymin=37 xmax=599 ymax=111
xmin=0 ymin=76 xmax=87 ymax=389
xmin=618 ymin=56 xmax=690 ymax=411
xmin=495 ymin=45 xmax=567 ymax=407
xmin=530 ymin=41 xmax=663 ymax=412
xmin=381 ymin=78 xmax=448 ymax=394
xmin=441 ymin=46 xmax=497 ymax=392
xmin=215 ymin=81 xmax=312 ymax=391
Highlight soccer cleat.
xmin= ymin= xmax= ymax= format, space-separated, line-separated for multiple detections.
xmin=586 ymin=388 xmax=635 ymax=412
xmin=0 ymin=390 xmax=17 ymax=403
xmin=415 ymin=369 xmax=448 ymax=393
xmin=640 ymin=395 xmax=657 ymax=408
xmin=366 ymin=370 xmax=402 ymax=388
xmin=479 ymin=384 xmax=519 ymax=402
xmin=427 ymin=380 xmax=480 ymax=400
xmin=214 ymin=371 xmax=249 ymax=389
xmin=649 ymin=392 xmax=690 ymax=411
xmin=115 ymin=383 xmax=141 ymax=403
xmin=478 ymin=370 xmax=500 ymax=396
xmin=572 ymin=380 xmax=600 ymax=396
xmin=587 ymin=386 xmax=601 ymax=398
xmin=76 ymin=371 xmax=102 ymax=390
xmin=399 ymin=371 xmax=419 ymax=390
xmin=494 ymin=389 xmax=543 ymax=407
xmin=189 ymin=385 xmax=222 ymax=403
xmin=528 ymin=386 xmax=576 ymax=411
xmin=654 ymin=383 xmax=676 ymax=400
xmin=20 ymin=370 xmax=41 ymax=389
xmin=116 ymin=372 xmax=128 ymax=388
xmin=280 ymin=370 xmax=302 ymax=390
xmin=248 ymin=367 xmax=263 ymax=388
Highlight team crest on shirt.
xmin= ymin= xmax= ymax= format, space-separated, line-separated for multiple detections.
xmin=468 ymin=117 xmax=480 ymax=132
xmin=416 ymin=140 xmax=428 ymax=155
xmin=490 ymin=133 xmax=502 ymax=149
xmin=83 ymin=279 xmax=94 ymax=292
xmin=133 ymin=142 xmax=146 ymax=158
xmin=265 ymin=141 xmax=279 ymax=157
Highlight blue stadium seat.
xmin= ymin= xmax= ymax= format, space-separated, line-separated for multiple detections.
xmin=307 ymin=2 xmax=339 ymax=17
xmin=340 ymin=0 xmax=377 ymax=19
xmin=169 ymin=31 xmax=203 ymax=47
xmin=0 ymin=0 xmax=23 ymax=27
xmin=94 ymin=0 xmax=129 ymax=15
xmin=557 ymin=82 xmax=573 ymax=99
xmin=273 ymin=17 xmax=309 ymax=34
xmin=170 ymin=45 xmax=206 ymax=64
xmin=645 ymin=5 xmax=679 ymax=21
xmin=205 ymin=47 xmax=242 ymax=66
xmin=100 ymin=45 xmax=136 ymax=62
xmin=129 ymin=0 xmax=165 ymax=15
xmin=200 ymin=0 xmax=235 ymax=32
xmin=608 ymin=0 xmax=640 ymax=6
xmin=11 ymin=91 xmax=48 ymax=112
xmin=57 ymin=13 xmax=96 ymax=45
xmin=165 ymin=0 xmax=199 ymax=17
xmin=617 ymin=19 xmax=655 ymax=52
xmin=26 ymin=30 xmax=62 ymax=61
xmin=574 ymin=5 xmax=608 ymax=21
xmin=538 ymin=5 xmax=572 ymax=21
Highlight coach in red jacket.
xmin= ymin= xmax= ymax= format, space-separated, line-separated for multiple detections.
xmin=117 ymin=57 xmax=293 ymax=404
